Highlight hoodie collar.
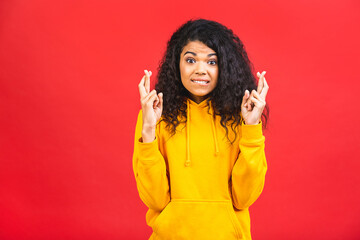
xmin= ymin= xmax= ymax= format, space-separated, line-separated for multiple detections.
xmin=187 ymin=97 xmax=210 ymax=108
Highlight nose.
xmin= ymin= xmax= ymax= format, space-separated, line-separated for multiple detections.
xmin=195 ymin=62 xmax=206 ymax=75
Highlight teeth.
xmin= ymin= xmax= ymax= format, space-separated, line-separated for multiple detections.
xmin=193 ymin=80 xmax=208 ymax=84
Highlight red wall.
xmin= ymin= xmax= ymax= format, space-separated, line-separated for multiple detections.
xmin=1 ymin=0 xmax=359 ymax=239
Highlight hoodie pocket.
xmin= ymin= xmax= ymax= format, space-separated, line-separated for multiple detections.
xmin=152 ymin=199 xmax=242 ymax=240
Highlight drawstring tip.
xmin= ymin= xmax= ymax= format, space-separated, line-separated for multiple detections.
xmin=184 ymin=160 xmax=191 ymax=167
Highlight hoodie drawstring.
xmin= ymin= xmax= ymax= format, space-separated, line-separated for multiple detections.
xmin=210 ymin=106 xmax=219 ymax=156
xmin=184 ymin=99 xmax=219 ymax=167
xmin=185 ymin=99 xmax=191 ymax=167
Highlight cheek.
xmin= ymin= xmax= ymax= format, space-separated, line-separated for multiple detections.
xmin=179 ymin=63 xmax=188 ymax=78
xmin=179 ymin=65 xmax=188 ymax=87
xmin=182 ymin=65 xmax=190 ymax=75
xmin=211 ymin=68 xmax=219 ymax=83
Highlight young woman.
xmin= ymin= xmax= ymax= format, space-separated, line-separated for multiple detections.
xmin=133 ymin=19 xmax=269 ymax=240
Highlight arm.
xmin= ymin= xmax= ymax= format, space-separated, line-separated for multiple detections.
xmin=231 ymin=70 xmax=269 ymax=209
xmin=231 ymin=121 xmax=267 ymax=210
xmin=133 ymin=110 xmax=170 ymax=211
xmin=133 ymin=69 xmax=170 ymax=211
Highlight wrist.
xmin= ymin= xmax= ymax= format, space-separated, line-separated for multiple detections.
xmin=141 ymin=126 xmax=156 ymax=143
xmin=242 ymin=119 xmax=261 ymax=125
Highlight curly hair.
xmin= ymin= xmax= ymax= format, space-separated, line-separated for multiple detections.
xmin=155 ymin=19 xmax=269 ymax=143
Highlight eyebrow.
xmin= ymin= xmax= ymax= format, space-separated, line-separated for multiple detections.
xmin=184 ymin=51 xmax=217 ymax=57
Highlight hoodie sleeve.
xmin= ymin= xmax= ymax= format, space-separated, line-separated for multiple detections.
xmin=132 ymin=110 xmax=170 ymax=212
xmin=231 ymin=121 xmax=267 ymax=210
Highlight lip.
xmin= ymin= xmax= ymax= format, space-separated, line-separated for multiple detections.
xmin=191 ymin=79 xmax=210 ymax=85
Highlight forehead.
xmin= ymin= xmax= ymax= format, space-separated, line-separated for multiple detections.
xmin=181 ymin=40 xmax=216 ymax=55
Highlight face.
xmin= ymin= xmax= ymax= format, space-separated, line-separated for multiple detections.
xmin=179 ymin=40 xmax=219 ymax=103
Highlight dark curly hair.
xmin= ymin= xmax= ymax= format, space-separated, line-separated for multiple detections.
xmin=155 ymin=19 xmax=269 ymax=143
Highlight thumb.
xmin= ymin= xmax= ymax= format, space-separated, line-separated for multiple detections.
xmin=158 ymin=92 xmax=164 ymax=110
xmin=242 ymin=90 xmax=250 ymax=107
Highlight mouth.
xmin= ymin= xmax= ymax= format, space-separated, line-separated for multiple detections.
xmin=191 ymin=79 xmax=210 ymax=85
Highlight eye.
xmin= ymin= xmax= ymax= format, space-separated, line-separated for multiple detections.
xmin=208 ymin=60 xmax=217 ymax=65
xmin=186 ymin=58 xmax=196 ymax=63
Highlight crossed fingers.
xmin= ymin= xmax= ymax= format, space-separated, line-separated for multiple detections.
xmin=244 ymin=71 xmax=269 ymax=110
xmin=138 ymin=70 xmax=152 ymax=98
xmin=257 ymin=71 xmax=269 ymax=100
xmin=138 ymin=70 xmax=162 ymax=109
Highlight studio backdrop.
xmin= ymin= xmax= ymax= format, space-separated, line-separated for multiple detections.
xmin=1 ymin=0 xmax=359 ymax=239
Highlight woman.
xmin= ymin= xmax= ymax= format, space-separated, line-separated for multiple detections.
xmin=133 ymin=19 xmax=269 ymax=240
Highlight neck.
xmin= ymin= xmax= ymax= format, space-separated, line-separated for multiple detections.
xmin=189 ymin=94 xmax=208 ymax=104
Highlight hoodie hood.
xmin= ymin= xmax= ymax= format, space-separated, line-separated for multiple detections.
xmin=185 ymin=98 xmax=219 ymax=167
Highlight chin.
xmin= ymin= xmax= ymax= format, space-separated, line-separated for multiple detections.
xmin=190 ymin=92 xmax=208 ymax=97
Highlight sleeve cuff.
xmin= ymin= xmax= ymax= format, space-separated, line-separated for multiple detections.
xmin=137 ymin=137 xmax=161 ymax=161
xmin=241 ymin=121 xmax=264 ymax=140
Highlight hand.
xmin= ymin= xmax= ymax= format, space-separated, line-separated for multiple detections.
xmin=241 ymin=71 xmax=269 ymax=125
xmin=138 ymin=69 xmax=163 ymax=142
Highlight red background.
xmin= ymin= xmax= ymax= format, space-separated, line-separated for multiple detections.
xmin=1 ymin=0 xmax=359 ymax=239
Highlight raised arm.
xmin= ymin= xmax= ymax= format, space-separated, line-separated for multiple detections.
xmin=231 ymin=71 xmax=269 ymax=210
xmin=132 ymin=70 xmax=170 ymax=211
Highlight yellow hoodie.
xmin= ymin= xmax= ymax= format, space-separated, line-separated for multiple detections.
xmin=133 ymin=98 xmax=267 ymax=240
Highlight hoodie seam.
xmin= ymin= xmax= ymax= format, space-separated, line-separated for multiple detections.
xmin=171 ymin=199 xmax=232 ymax=203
